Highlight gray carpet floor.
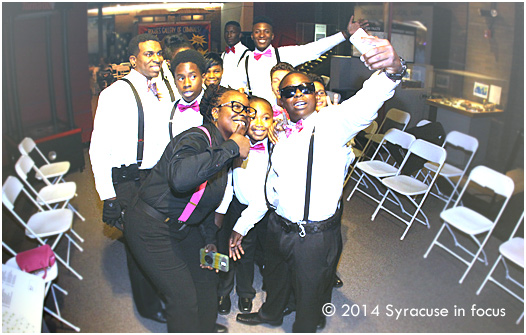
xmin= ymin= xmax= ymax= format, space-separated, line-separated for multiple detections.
xmin=2 ymin=149 xmax=524 ymax=333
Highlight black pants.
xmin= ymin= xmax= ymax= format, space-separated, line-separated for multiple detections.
xmin=114 ymin=173 xmax=164 ymax=319
xmin=124 ymin=199 xmax=218 ymax=332
xmin=254 ymin=209 xmax=269 ymax=271
xmin=259 ymin=210 xmax=342 ymax=333
xmin=217 ymin=196 xmax=265 ymax=299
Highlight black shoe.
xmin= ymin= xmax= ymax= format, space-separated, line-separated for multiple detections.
xmin=236 ymin=312 xmax=283 ymax=326
xmin=334 ymin=275 xmax=343 ymax=288
xmin=282 ymin=306 xmax=295 ymax=316
xmin=214 ymin=323 xmax=228 ymax=333
xmin=143 ymin=310 xmax=167 ymax=323
xmin=218 ymin=296 xmax=231 ymax=315
xmin=238 ymin=297 xmax=253 ymax=313
xmin=317 ymin=316 xmax=326 ymax=330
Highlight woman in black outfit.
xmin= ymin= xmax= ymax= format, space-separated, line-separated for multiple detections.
xmin=124 ymin=84 xmax=251 ymax=332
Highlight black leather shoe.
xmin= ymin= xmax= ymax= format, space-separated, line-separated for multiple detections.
xmin=218 ymin=296 xmax=231 ymax=315
xmin=282 ymin=306 xmax=295 ymax=316
xmin=214 ymin=323 xmax=228 ymax=333
xmin=317 ymin=316 xmax=326 ymax=330
xmin=238 ymin=297 xmax=253 ymax=313
xmin=144 ymin=310 xmax=167 ymax=323
xmin=334 ymin=274 xmax=343 ymax=288
xmin=236 ymin=312 xmax=283 ymax=326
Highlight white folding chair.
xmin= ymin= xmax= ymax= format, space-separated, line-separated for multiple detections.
xmin=2 ymin=242 xmax=81 ymax=331
xmin=423 ymin=165 xmax=515 ymax=283
xmin=371 ymin=139 xmax=447 ymax=240
xmin=364 ymin=108 xmax=411 ymax=162
xmin=15 ymin=155 xmax=85 ymax=222
xmin=343 ymin=121 xmax=378 ymax=187
xmin=420 ymin=131 xmax=479 ymax=210
xmin=476 ymin=212 xmax=524 ymax=324
xmin=2 ymin=176 xmax=83 ymax=280
xmin=18 ymin=137 xmax=70 ymax=184
xmin=345 ymin=109 xmax=411 ymax=183
xmin=350 ymin=121 xmax=379 ymax=160
xmin=347 ymin=128 xmax=416 ymax=205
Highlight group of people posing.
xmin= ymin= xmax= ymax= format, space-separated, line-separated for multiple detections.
xmin=90 ymin=14 xmax=405 ymax=333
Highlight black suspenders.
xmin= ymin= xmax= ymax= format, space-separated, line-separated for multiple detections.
xmin=222 ymin=47 xmax=250 ymax=65
xmin=303 ymin=127 xmax=315 ymax=223
xmin=160 ymin=67 xmax=176 ymax=102
xmin=245 ymin=47 xmax=281 ymax=97
xmin=264 ymin=127 xmax=315 ymax=226
xmin=120 ymin=78 xmax=144 ymax=167
xmin=264 ymin=138 xmax=275 ymax=210
xmin=169 ymin=99 xmax=181 ymax=139
xmin=237 ymin=48 xmax=250 ymax=66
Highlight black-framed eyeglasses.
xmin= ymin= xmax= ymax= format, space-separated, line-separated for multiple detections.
xmin=279 ymin=82 xmax=315 ymax=99
xmin=217 ymin=101 xmax=256 ymax=119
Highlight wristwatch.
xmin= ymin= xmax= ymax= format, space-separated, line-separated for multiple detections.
xmin=384 ymin=57 xmax=407 ymax=81
xmin=341 ymin=30 xmax=351 ymax=40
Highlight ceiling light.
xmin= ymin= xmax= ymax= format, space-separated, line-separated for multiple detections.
xmin=87 ymin=3 xmax=223 ymax=15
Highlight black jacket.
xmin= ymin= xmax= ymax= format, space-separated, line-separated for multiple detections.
xmin=137 ymin=123 xmax=239 ymax=244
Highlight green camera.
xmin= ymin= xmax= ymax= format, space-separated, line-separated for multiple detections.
xmin=200 ymin=248 xmax=229 ymax=272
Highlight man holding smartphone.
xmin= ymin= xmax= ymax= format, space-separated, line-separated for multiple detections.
xmin=237 ymin=31 xmax=405 ymax=333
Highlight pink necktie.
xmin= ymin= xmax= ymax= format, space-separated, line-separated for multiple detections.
xmin=250 ymin=143 xmax=266 ymax=152
xmin=147 ymin=81 xmax=159 ymax=99
xmin=284 ymin=120 xmax=303 ymax=138
xmin=178 ymin=100 xmax=199 ymax=112
xmin=254 ymin=49 xmax=272 ymax=61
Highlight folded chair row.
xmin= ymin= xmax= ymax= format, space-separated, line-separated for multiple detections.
xmin=344 ymin=118 xmax=522 ymax=324
xmin=3 ymin=137 xmax=85 ymax=331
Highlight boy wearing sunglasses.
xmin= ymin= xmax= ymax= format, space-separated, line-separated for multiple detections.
xmin=237 ymin=35 xmax=406 ymax=332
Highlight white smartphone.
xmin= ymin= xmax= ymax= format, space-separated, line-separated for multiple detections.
xmin=349 ymin=28 xmax=375 ymax=55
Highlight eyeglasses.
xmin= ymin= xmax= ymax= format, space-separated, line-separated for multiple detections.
xmin=315 ymin=90 xmax=327 ymax=98
xmin=217 ymin=101 xmax=256 ymax=119
xmin=279 ymin=82 xmax=315 ymax=99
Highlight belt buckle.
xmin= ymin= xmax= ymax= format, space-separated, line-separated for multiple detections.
xmin=296 ymin=221 xmax=306 ymax=238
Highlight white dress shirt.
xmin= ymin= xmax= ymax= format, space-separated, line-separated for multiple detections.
xmin=153 ymin=61 xmax=181 ymax=103
xmin=231 ymin=139 xmax=270 ymax=236
xmin=169 ymin=91 xmax=204 ymax=139
xmin=234 ymin=32 xmax=346 ymax=104
xmin=215 ymin=168 xmax=233 ymax=214
xmin=90 ymin=69 xmax=174 ymax=201
xmin=266 ymin=71 xmax=399 ymax=223
xmin=221 ymin=41 xmax=249 ymax=89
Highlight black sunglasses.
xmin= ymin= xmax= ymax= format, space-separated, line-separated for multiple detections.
xmin=279 ymin=82 xmax=316 ymax=99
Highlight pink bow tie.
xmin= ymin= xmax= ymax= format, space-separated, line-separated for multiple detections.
xmin=178 ymin=100 xmax=199 ymax=112
xmin=147 ymin=80 xmax=159 ymax=99
xmin=284 ymin=120 xmax=303 ymax=138
xmin=225 ymin=46 xmax=235 ymax=54
xmin=250 ymin=143 xmax=266 ymax=152
xmin=254 ymin=49 xmax=272 ymax=61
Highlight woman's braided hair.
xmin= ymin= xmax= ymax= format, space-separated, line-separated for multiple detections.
xmin=199 ymin=84 xmax=233 ymax=123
